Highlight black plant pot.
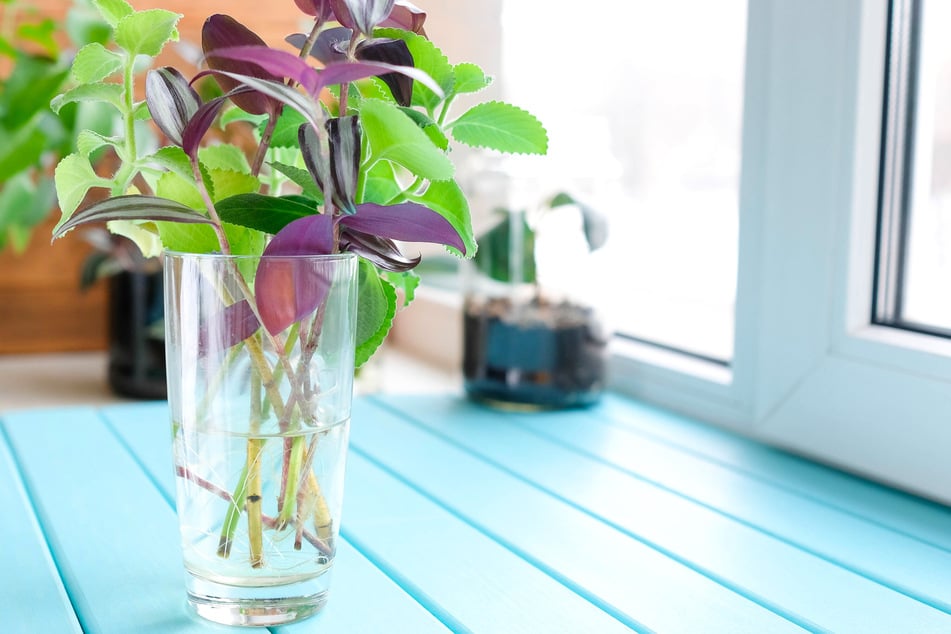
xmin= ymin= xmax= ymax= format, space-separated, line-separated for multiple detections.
xmin=107 ymin=268 xmax=167 ymax=399
xmin=463 ymin=295 xmax=608 ymax=409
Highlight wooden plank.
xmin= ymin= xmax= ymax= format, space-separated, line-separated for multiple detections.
xmin=99 ymin=403 xmax=451 ymax=634
xmin=502 ymin=397 xmax=951 ymax=612
xmin=375 ymin=394 xmax=951 ymax=632
xmin=598 ymin=394 xmax=951 ymax=551
xmin=0 ymin=423 xmax=83 ymax=634
xmin=350 ymin=400 xmax=805 ymax=633
xmin=1 ymin=408 xmax=236 ymax=633
xmin=343 ymin=452 xmax=636 ymax=634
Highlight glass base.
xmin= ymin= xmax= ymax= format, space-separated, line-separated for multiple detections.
xmin=186 ymin=570 xmax=330 ymax=627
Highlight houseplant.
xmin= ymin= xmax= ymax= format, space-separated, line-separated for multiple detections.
xmin=50 ymin=0 xmax=546 ymax=626
xmin=463 ymin=192 xmax=609 ymax=408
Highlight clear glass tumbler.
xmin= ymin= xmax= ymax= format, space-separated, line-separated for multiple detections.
xmin=164 ymin=252 xmax=357 ymax=626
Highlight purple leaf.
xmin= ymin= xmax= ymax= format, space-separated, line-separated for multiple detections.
xmin=341 ymin=202 xmax=465 ymax=252
xmin=264 ymin=213 xmax=336 ymax=257
xmin=146 ymin=67 xmax=202 ymax=146
xmin=381 ymin=1 xmax=427 ymax=34
xmin=209 ymin=48 xmax=442 ymax=100
xmin=315 ymin=59 xmax=442 ymax=98
xmin=202 ymin=15 xmax=282 ymax=116
xmin=192 ymin=70 xmax=324 ymax=130
xmin=52 ymin=195 xmax=212 ymax=241
xmin=341 ymin=227 xmax=420 ymax=271
xmin=326 ymin=116 xmax=361 ymax=214
xmin=256 ymin=214 xmax=337 ymax=334
xmin=199 ymin=299 xmax=260 ymax=353
xmin=180 ymin=91 xmax=238 ymax=158
xmin=355 ymin=38 xmax=414 ymax=106
xmin=205 ymin=45 xmax=322 ymax=95
xmin=298 ymin=121 xmax=333 ymax=205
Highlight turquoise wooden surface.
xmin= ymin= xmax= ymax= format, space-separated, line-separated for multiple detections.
xmin=0 ymin=426 xmax=82 ymax=634
xmin=2 ymin=393 xmax=951 ymax=633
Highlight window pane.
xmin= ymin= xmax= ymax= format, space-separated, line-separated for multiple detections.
xmin=499 ymin=1 xmax=747 ymax=362
xmin=898 ymin=0 xmax=951 ymax=333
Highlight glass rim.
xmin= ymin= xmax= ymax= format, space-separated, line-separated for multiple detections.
xmin=163 ymin=250 xmax=357 ymax=262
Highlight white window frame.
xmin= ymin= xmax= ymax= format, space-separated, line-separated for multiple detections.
xmin=393 ymin=0 xmax=951 ymax=504
xmin=610 ymin=0 xmax=951 ymax=505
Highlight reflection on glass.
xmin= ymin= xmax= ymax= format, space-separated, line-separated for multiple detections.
xmin=500 ymin=0 xmax=747 ymax=361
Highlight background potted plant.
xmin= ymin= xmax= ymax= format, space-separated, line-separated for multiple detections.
xmin=463 ymin=192 xmax=610 ymax=409
xmin=49 ymin=0 xmax=546 ymax=626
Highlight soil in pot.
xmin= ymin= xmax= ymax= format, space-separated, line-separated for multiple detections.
xmin=463 ymin=295 xmax=608 ymax=409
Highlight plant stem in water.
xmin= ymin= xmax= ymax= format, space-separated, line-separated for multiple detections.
xmin=246 ymin=369 xmax=265 ymax=567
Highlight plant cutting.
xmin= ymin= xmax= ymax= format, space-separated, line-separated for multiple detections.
xmin=463 ymin=193 xmax=609 ymax=409
xmin=49 ymin=0 xmax=547 ymax=626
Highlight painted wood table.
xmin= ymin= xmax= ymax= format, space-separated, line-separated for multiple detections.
xmin=2 ymin=393 xmax=951 ymax=633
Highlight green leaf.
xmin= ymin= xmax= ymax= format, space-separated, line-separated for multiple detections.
xmin=207 ymin=168 xmax=261 ymax=202
xmin=0 ymin=172 xmax=43 ymax=236
xmin=107 ymin=220 xmax=163 ymax=258
xmin=355 ymin=260 xmax=397 ymax=368
xmin=375 ymin=28 xmax=453 ymax=112
xmin=450 ymin=101 xmax=548 ymax=155
xmin=199 ymin=144 xmax=251 ymax=173
xmin=1 ymin=54 xmax=69 ymax=129
xmin=155 ymin=171 xmax=203 ymax=210
xmin=53 ymin=153 xmax=112 ymax=217
xmin=157 ymin=220 xmax=263 ymax=255
xmin=0 ymin=125 xmax=47 ymax=181
xmin=262 ymin=108 xmax=308 ymax=149
xmin=399 ymin=107 xmax=449 ymax=150
xmin=114 ymin=9 xmax=180 ymax=58
xmin=71 ymin=42 xmax=123 ymax=84
xmin=76 ymin=130 xmax=120 ymax=157
xmin=360 ymin=99 xmax=453 ymax=181
xmin=92 ymin=0 xmax=134 ymax=29
xmin=52 ymin=194 xmax=212 ymax=240
xmin=219 ymin=107 xmax=267 ymax=128
xmin=51 ymin=82 xmax=125 ymax=114
xmin=271 ymin=161 xmax=323 ymax=201
xmin=453 ymin=63 xmax=492 ymax=94
xmin=383 ymin=270 xmax=420 ymax=308
xmin=144 ymin=146 xmax=192 ymax=181
xmin=360 ymin=159 xmax=402 ymax=204
xmin=412 ymin=178 xmax=476 ymax=258
xmin=156 ymin=221 xmax=218 ymax=254
xmin=216 ymin=193 xmax=317 ymax=235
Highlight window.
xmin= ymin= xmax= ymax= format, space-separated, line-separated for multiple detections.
xmin=500 ymin=1 xmax=747 ymax=363
xmin=608 ymin=0 xmax=951 ymax=504
xmin=876 ymin=0 xmax=951 ymax=336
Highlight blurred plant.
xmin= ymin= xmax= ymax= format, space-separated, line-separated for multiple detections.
xmin=474 ymin=192 xmax=607 ymax=286
xmin=0 ymin=0 xmax=112 ymax=252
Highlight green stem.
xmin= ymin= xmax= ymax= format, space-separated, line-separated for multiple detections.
xmin=251 ymin=111 xmax=281 ymax=178
xmin=382 ymin=176 xmax=425 ymax=206
xmin=277 ymin=435 xmax=306 ymax=528
xmin=217 ymin=461 xmax=249 ymax=558
xmin=246 ymin=368 xmax=265 ymax=568
xmin=436 ymin=94 xmax=457 ymax=128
